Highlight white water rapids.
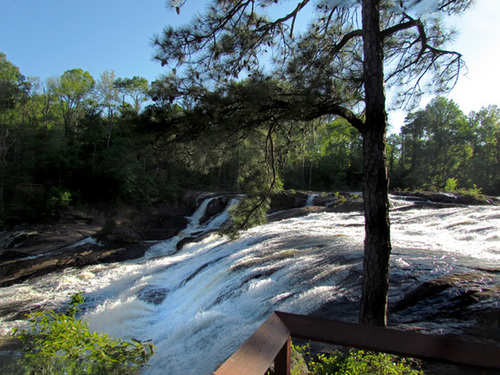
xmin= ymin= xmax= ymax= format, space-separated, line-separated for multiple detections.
xmin=1 ymin=196 xmax=499 ymax=374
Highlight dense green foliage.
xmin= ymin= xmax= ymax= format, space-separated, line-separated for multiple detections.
xmin=0 ymin=52 xmax=188 ymax=225
xmin=0 ymin=50 xmax=498 ymax=226
xmin=389 ymin=98 xmax=500 ymax=195
xmin=268 ymin=344 xmax=423 ymax=375
xmin=308 ymin=349 xmax=423 ymax=375
xmin=10 ymin=293 xmax=155 ymax=375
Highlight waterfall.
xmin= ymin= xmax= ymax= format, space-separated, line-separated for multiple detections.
xmin=305 ymin=193 xmax=318 ymax=206
xmin=145 ymin=196 xmax=238 ymax=259
xmin=0 ymin=197 xmax=499 ymax=374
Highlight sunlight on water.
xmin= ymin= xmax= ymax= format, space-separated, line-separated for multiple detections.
xmin=391 ymin=206 xmax=500 ymax=261
xmin=0 ymin=198 xmax=499 ymax=374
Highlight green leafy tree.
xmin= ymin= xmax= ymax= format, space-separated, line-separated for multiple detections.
xmin=316 ymin=118 xmax=363 ymax=190
xmin=97 ymin=70 xmax=120 ymax=148
xmin=0 ymin=52 xmax=31 ymax=221
xmin=422 ymin=97 xmax=469 ymax=187
xmin=386 ymin=132 xmax=402 ymax=182
xmin=153 ymin=0 xmax=472 ymax=326
xmin=37 ymin=76 xmax=60 ymax=131
xmin=56 ymin=68 xmax=95 ymax=138
xmin=115 ymin=76 xmax=149 ymax=114
xmin=400 ymin=97 xmax=470 ymax=189
xmin=467 ymin=105 xmax=500 ymax=193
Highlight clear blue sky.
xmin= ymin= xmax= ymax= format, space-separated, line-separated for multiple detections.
xmin=1 ymin=0 xmax=499 ymax=130
xmin=0 ymin=0 xmax=191 ymax=82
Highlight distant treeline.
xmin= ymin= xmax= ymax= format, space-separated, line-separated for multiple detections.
xmin=0 ymin=52 xmax=498 ymax=224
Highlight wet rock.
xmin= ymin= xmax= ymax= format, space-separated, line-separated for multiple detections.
xmin=326 ymin=196 xmax=364 ymax=213
xmin=176 ymin=231 xmax=217 ymax=250
xmin=138 ymin=288 xmax=169 ymax=305
xmin=466 ymin=307 xmax=500 ymax=344
xmin=393 ymin=191 xmax=495 ymax=206
xmin=0 ymin=243 xmax=147 ymax=287
xmin=393 ymin=272 xmax=492 ymax=312
xmin=122 ymin=205 xmax=190 ymax=241
xmin=416 ymin=192 xmax=459 ymax=204
xmin=270 ymin=191 xmax=310 ymax=210
xmin=95 ymin=218 xmax=139 ymax=244
xmin=0 ymin=249 xmax=29 ymax=260
xmin=0 ymin=192 xmax=227 ymax=287
xmin=200 ymin=196 xmax=234 ymax=224
xmin=61 ymin=209 xmax=95 ymax=224
xmin=142 ymin=216 xmax=189 ymax=241
xmin=1 ymin=231 xmax=40 ymax=249
xmin=267 ymin=206 xmax=326 ymax=222
xmin=0 ymin=223 xmax=103 ymax=258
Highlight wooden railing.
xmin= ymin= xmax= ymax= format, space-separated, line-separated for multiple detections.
xmin=215 ymin=311 xmax=500 ymax=375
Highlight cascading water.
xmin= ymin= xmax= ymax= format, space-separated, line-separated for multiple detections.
xmin=0 ymin=196 xmax=499 ymax=374
xmin=305 ymin=193 xmax=318 ymax=206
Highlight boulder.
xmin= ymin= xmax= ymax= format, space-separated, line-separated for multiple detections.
xmin=415 ymin=191 xmax=459 ymax=204
xmin=95 ymin=219 xmax=142 ymax=244
xmin=200 ymin=196 xmax=234 ymax=224
xmin=270 ymin=191 xmax=310 ymax=210
xmin=140 ymin=215 xmax=189 ymax=241
xmin=393 ymin=272 xmax=491 ymax=312
xmin=326 ymin=196 xmax=364 ymax=213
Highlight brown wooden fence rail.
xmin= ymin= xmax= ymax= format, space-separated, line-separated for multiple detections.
xmin=215 ymin=311 xmax=500 ymax=375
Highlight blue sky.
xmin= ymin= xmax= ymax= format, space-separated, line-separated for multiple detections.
xmin=0 ymin=0 xmax=188 ymax=82
xmin=1 ymin=0 xmax=499 ymax=130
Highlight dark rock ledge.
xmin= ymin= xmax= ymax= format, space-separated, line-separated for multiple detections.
xmin=0 ymin=201 xmax=192 ymax=287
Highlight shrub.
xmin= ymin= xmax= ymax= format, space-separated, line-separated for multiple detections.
xmin=11 ymin=293 xmax=155 ymax=375
xmin=458 ymin=184 xmax=483 ymax=199
xmin=309 ymin=349 xmax=423 ymax=375
xmin=444 ymin=178 xmax=458 ymax=193
xmin=268 ymin=344 xmax=423 ymax=375
xmin=46 ymin=187 xmax=72 ymax=217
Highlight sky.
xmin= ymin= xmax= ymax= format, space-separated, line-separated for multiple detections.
xmin=1 ymin=0 xmax=499 ymax=132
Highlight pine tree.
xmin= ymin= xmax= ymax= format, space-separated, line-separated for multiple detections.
xmin=153 ymin=0 xmax=473 ymax=326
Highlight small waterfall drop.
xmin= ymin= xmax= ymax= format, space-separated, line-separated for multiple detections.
xmin=305 ymin=193 xmax=318 ymax=206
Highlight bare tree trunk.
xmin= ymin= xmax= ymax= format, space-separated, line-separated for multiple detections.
xmin=301 ymin=134 xmax=306 ymax=187
xmin=359 ymin=0 xmax=391 ymax=327
xmin=0 ymin=125 xmax=10 ymax=221
xmin=309 ymin=157 xmax=313 ymax=189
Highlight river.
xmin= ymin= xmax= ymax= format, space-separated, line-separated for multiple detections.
xmin=0 ymin=196 xmax=499 ymax=374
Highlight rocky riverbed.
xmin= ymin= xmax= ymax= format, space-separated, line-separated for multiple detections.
xmin=1 ymin=191 xmax=498 ymax=288
xmin=0 ymin=190 xmax=499 ymax=373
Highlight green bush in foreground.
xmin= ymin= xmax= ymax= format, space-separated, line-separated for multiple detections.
xmin=267 ymin=344 xmax=423 ymax=375
xmin=308 ymin=348 xmax=423 ymax=375
xmin=11 ymin=293 xmax=155 ymax=375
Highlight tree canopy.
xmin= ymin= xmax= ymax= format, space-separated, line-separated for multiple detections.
xmin=154 ymin=0 xmax=470 ymax=118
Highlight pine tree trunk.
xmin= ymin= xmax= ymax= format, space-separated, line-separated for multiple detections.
xmin=359 ymin=0 xmax=391 ymax=327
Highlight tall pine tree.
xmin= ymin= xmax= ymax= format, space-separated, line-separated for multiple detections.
xmin=153 ymin=0 xmax=472 ymax=326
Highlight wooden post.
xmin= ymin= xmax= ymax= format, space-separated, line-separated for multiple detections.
xmin=274 ymin=336 xmax=291 ymax=375
xmin=215 ymin=313 xmax=291 ymax=375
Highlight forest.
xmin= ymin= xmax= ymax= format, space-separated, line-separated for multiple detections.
xmin=0 ymin=51 xmax=499 ymax=226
